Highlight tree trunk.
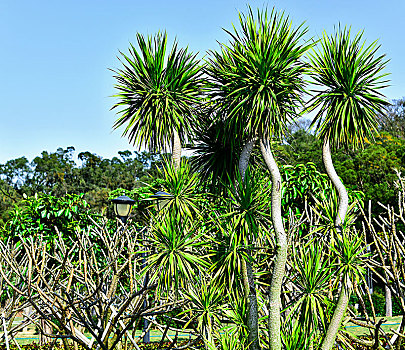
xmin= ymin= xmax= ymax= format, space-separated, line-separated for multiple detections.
xmin=260 ymin=138 xmax=287 ymax=350
xmin=239 ymin=139 xmax=256 ymax=179
xmin=385 ymin=285 xmax=392 ymax=317
xmin=241 ymin=258 xmax=260 ymax=350
xmin=321 ymin=283 xmax=351 ymax=350
xmin=320 ymin=139 xmax=350 ymax=350
xmin=239 ymin=139 xmax=260 ymax=350
xmin=322 ymin=139 xmax=349 ymax=230
xmin=172 ymin=129 xmax=181 ymax=170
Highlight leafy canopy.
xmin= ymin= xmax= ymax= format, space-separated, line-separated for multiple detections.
xmin=309 ymin=26 xmax=389 ymax=149
xmin=207 ymin=7 xmax=311 ymax=140
xmin=112 ymin=32 xmax=205 ymax=152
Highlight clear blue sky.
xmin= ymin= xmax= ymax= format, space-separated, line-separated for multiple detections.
xmin=1 ymin=0 xmax=404 ymax=163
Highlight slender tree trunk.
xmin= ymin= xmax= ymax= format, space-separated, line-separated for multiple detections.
xmin=323 ymin=140 xmax=349 ymax=229
xmin=260 ymin=138 xmax=287 ymax=350
xmin=320 ymin=282 xmax=351 ymax=350
xmin=172 ymin=129 xmax=181 ymax=170
xmin=239 ymin=139 xmax=256 ymax=179
xmin=385 ymin=285 xmax=392 ymax=317
xmin=320 ymin=139 xmax=350 ymax=350
xmin=239 ymin=139 xmax=260 ymax=350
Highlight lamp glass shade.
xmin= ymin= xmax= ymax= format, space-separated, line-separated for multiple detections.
xmin=114 ymin=203 xmax=132 ymax=217
xmin=156 ymin=198 xmax=170 ymax=212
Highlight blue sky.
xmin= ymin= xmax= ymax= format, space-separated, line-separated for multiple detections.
xmin=0 ymin=0 xmax=404 ymax=163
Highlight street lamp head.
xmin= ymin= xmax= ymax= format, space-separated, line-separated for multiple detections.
xmin=111 ymin=194 xmax=136 ymax=223
xmin=150 ymin=191 xmax=173 ymax=212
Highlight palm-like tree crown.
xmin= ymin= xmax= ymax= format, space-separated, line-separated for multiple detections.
xmin=309 ymin=27 xmax=389 ymax=149
xmin=207 ymin=7 xmax=310 ymax=140
xmin=111 ymin=32 xmax=205 ymax=152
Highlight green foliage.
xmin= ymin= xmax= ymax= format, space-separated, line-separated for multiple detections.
xmin=190 ymin=113 xmax=243 ymax=194
xmin=351 ymin=286 xmax=403 ymax=317
xmin=281 ymin=162 xmax=330 ymax=215
xmin=281 ymin=322 xmax=314 ymax=350
xmin=0 ymin=148 xmax=163 ymax=221
xmin=287 ymin=242 xmax=333 ymax=339
xmin=111 ymin=31 xmax=205 ymax=151
xmin=2 ymin=192 xmax=95 ymax=242
xmin=207 ymin=6 xmax=311 ymax=140
xmin=331 ymin=230 xmax=369 ymax=286
xmin=225 ymin=168 xmax=271 ymax=241
xmin=379 ymin=98 xmax=405 ymax=138
xmin=153 ymin=160 xmax=204 ymax=219
xmin=208 ymin=213 xmax=249 ymax=292
xmin=183 ymin=280 xmax=224 ymax=345
xmin=309 ymin=26 xmax=389 ymax=149
xmin=146 ymin=214 xmax=208 ymax=294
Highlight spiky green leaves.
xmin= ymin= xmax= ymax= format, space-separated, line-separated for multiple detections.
xmin=111 ymin=32 xmax=205 ymax=152
xmin=146 ymin=214 xmax=208 ymax=294
xmin=207 ymin=7 xmax=311 ymax=140
xmin=309 ymin=27 xmax=389 ymax=149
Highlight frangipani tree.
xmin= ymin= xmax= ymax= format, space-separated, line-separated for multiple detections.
xmin=207 ymin=7 xmax=311 ymax=350
xmin=112 ymin=32 xmax=205 ymax=169
xmin=309 ymin=27 xmax=389 ymax=350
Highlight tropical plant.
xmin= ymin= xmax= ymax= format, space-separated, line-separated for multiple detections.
xmin=183 ymin=279 xmax=224 ymax=348
xmin=287 ymin=242 xmax=333 ymax=347
xmin=111 ymin=32 xmax=205 ymax=169
xmin=308 ymin=26 xmax=389 ymax=350
xmin=145 ymin=214 xmax=208 ymax=294
xmin=207 ymin=7 xmax=311 ymax=350
xmin=190 ymin=113 xmax=244 ymax=194
xmin=152 ymin=159 xmax=204 ymax=219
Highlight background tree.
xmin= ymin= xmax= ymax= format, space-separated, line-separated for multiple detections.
xmin=379 ymin=98 xmax=405 ymax=138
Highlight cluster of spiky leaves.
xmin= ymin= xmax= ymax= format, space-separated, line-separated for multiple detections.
xmin=190 ymin=112 xmax=243 ymax=193
xmin=146 ymin=214 xmax=208 ymax=294
xmin=155 ymin=159 xmax=204 ymax=219
xmin=331 ymin=229 xmax=369 ymax=286
xmin=207 ymin=7 xmax=311 ymax=141
xmin=287 ymin=243 xmax=333 ymax=341
xmin=111 ymin=32 xmax=205 ymax=152
xmin=309 ymin=27 xmax=389 ymax=149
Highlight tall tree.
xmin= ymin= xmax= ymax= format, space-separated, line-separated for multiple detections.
xmin=111 ymin=32 xmax=205 ymax=169
xmin=309 ymin=27 xmax=389 ymax=350
xmin=207 ymin=7 xmax=311 ymax=350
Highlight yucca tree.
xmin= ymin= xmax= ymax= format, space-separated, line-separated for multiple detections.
xmin=207 ymin=7 xmax=310 ymax=350
xmin=111 ymin=32 xmax=205 ymax=169
xmin=308 ymin=27 xmax=389 ymax=350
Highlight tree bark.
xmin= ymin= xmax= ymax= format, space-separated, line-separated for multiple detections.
xmin=260 ymin=138 xmax=287 ymax=350
xmin=385 ymin=285 xmax=392 ymax=317
xmin=239 ymin=139 xmax=256 ymax=179
xmin=172 ymin=129 xmax=181 ymax=170
xmin=322 ymin=140 xmax=349 ymax=229
xmin=320 ymin=139 xmax=350 ymax=350
xmin=239 ymin=139 xmax=260 ymax=350
xmin=320 ymin=283 xmax=351 ymax=350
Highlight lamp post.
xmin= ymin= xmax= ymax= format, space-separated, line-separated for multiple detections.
xmin=111 ymin=194 xmax=136 ymax=224
xmin=139 ymin=191 xmax=173 ymax=343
